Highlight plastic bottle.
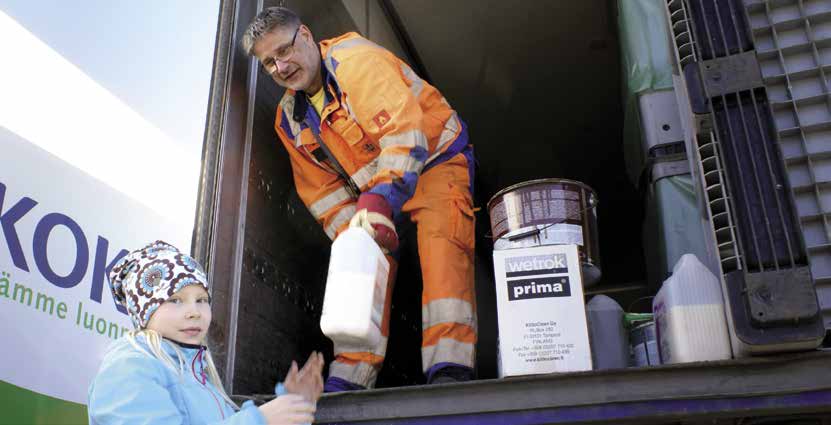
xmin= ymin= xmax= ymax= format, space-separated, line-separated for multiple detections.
xmin=652 ymin=254 xmax=732 ymax=364
xmin=320 ymin=227 xmax=390 ymax=349
xmin=586 ymin=295 xmax=629 ymax=370
xmin=630 ymin=321 xmax=660 ymax=366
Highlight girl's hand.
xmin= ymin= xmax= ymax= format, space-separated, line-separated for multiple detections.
xmin=284 ymin=351 xmax=325 ymax=402
xmin=257 ymin=394 xmax=315 ymax=425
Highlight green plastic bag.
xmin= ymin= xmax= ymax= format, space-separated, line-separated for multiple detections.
xmin=618 ymin=0 xmax=676 ymax=184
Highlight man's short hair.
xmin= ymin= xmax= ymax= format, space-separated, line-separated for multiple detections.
xmin=241 ymin=7 xmax=301 ymax=56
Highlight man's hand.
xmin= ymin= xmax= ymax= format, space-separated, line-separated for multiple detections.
xmin=284 ymin=351 xmax=325 ymax=403
xmin=352 ymin=193 xmax=399 ymax=253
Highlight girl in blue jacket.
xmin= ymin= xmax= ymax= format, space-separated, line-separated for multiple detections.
xmin=88 ymin=241 xmax=324 ymax=424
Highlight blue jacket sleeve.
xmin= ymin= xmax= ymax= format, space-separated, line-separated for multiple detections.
xmin=275 ymin=382 xmax=288 ymax=396
xmin=88 ymin=352 xmax=265 ymax=425
xmin=214 ymin=401 xmax=265 ymax=425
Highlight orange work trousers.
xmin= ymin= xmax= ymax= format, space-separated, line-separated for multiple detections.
xmin=328 ymin=151 xmax=477 ymax=388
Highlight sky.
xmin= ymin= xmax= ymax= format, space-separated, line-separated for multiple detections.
xmin=0 ymin=1 xmax=220 ymax=229
xmin=0 ymin=0 xmax=219 ymax=157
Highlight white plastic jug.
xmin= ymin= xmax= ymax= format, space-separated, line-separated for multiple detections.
xmin=320 ymin=226 xmax=390 ymax=349
xmin=653 ymin=254 xmax=732 ymax=364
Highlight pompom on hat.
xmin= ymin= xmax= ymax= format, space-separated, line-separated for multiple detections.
xmin=108 ymin=241 xmax=209 ymax=329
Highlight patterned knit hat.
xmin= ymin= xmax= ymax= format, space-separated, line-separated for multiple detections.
xmin=108 ymin=241 xmax=209 ymax=329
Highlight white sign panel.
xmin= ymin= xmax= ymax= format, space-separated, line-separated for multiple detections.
xmin=493 ymin=244 xmax=592 ymax=377
xmin=0 ymin=128 xmax=192 ymax=404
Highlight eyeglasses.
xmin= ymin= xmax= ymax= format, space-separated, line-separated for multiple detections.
xmin=262 ymin=26 xmax=300 ymax=69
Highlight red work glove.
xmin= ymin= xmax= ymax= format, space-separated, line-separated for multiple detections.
xmin=351 ymin=193 xmax=399 ymax=253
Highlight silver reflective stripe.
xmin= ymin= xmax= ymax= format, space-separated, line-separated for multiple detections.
xmin=426 ymin=112 xmax=461 ymax=164
xmin=324 ymin=37 xmax=381 ymax=73
xmin=309 ymin=187 xmax=352 ymax=219
xmin=333 ymin=336 xmax=389 ymax=358
xmin=323 ymin=37 xmax=382 ymax=86
xmin=328 ymin=361 xmax=379 ymax=388
xmin=422 ymin=299 xmax=476 ymax=330
xmin=378 ymin=153 xmax=424 ymax=174
xmin=350 ymin=159 xmax=378 ymax=189
xmin=379 ymin=129 xmax=428 ymax=150
xmin=279 ymin=95 xmax=304 ymax=146
xmin=437 ymin=112 xmax=460 ymax=149
xmin=341 ymin=96 xmax=356 ymax=121
xmin=323 ymin=37 xmax=383 ymax=122
xmin=421 ymin=338 xmax=475 ymax=372
xmin=400 ymin=63 xmax=423 ymax=98
xmin=324 ymin=204 xmax=356 ymax=239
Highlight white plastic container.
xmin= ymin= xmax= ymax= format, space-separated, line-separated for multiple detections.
xmin=653 ymin=254 xmax=732 ymax=364
xmin=320 ymin=227 xmax=390 ymax=349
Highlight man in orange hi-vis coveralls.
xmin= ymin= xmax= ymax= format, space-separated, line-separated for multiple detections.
xmin=243 ymin=7 xmax=476 ymax=391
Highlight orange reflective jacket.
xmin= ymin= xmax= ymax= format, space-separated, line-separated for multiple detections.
xmin=274 ymin=32 xmax=469 ymax=239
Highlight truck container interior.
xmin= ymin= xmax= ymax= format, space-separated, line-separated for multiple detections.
xmin=197 ymin=0 xmax=653 ymax=394
xmin=193 ymin=0 xmax=831 ymax=422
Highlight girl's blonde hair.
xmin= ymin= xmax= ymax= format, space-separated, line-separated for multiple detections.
xmin=126 ymin=329 xmax=238 ymax=410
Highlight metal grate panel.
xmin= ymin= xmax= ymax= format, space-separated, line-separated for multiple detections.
xmin=744 ymin=0 xmax=831 ymax=328
xmin=669 ymin=0 xmax=746 ymax=273
xmin=680 ymin=0 xmax=810 ymax=275
xmin=667 ymin=0 xmax=825 ymax=346
xmin=710 ymin=89 xmax=808 ymax=272
xmin=688 ymin=0 xmax=755 ymax=59
xmin=668 ymin=0 xmax=702 ymax=67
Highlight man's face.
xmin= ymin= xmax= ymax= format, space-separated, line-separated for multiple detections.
xmin=146 ymin=284 xmax=211 ymax=345
xmin=253 ymin=25 xmax=320 ymax=92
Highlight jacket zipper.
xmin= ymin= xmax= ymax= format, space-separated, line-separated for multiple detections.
xmin=192 ymin=347 xmax=226 ymax=420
